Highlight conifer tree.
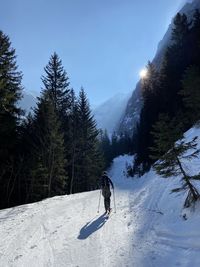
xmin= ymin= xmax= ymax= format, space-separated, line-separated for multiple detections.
xmin=67 ymin=89 xmax=81 ymax=194
xmin=134 ymin=62 xmax=160 ymax=172
xmin=190 ymin=9 xmax=200 ymax=66
xmin=180 ymin=66 xmax=200 ymax=123
xmin=99 ymin=129 xmax=112 ymax=168
xmin=74 ymin=88 xmax=103 ymax=192
xmin=150 ymin=114 xmax=200 ymax=208
xmin=28 ymin=93 xmax=67 ymax=201
xmin=0 ymin=30 xmax=23 ymax=208
xmin=41 ymin=52 xmax=70 ymax=114
xmin=41 ymin=53 xmax=71 ymax=190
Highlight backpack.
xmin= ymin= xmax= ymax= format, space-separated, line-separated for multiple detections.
xmin=102 ymin=176 xmax=111 ymax=198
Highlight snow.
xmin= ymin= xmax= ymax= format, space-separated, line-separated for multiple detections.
xmin=0 ymin=127 xmax=200 ymax=267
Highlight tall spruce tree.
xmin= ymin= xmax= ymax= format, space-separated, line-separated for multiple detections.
xmin=190 ymin=9 xmax=200 ymax=66
xmin=67 ymin=89 xmax=81 ymax=194
xmin=41 ymin=53 xmax=71 ymax=190
xmin=0 ymin=30 xmax=23 ymax=208
xmin=41 ymin=52 xmax=70 ymax=114
xmin=28 ymin=93 xmax=67 ymax=202
xmin=150 ymin=114 xmax=200 ymax=208
xmin=74 ymin=88 xmax=103 ymax=192
xmin=99 ymin=129 xmax=112 ymax=168
xmin=180 ymin=66 xmax=200 ymax=124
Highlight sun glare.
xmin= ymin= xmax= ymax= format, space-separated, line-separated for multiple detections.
xmin=139 ymin=68 xmax=148 ymax=79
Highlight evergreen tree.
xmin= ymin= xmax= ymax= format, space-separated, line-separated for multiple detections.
xmin=41 ymin=52 xmax=71 ymax=191
xmin=190 ymin=9 xmax=200 ymax=66
xmin=67 ymin=89 xmax=81 ymax=194
xmin=111 ymin=131 xmax=118 ymax=159
xmin=74 ymin=88 xmax=103 ymax=192
xmin=18 ymin=113 xmax=35 ymax=203
xmin=134 ymin=62 xmax=160 ymax=173
xmin=133 ymin=12 xmax=194 ymax=175
xmin=180 ymin=66 xmax=200 ymax=123
xmin=0 ymin=30 xmax=23 ymax=208
xmin=150 ymin=114 xmax=200 ymax=208
xmin=99 ymin=129 xmax=111 ymax=168
xmin=171 ymin=13 xmax=189 ymax=46
xmin=28 ymin=93 xmax=67 ymax=202
xmin=41 ymin=52 xmax=70 ymax=114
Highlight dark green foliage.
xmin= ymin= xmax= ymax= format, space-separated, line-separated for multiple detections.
xmin=134 ymin=62 xmax=161 ymax=172
xmin=99 ymin=129 xmax=112 ymax=168
xmin=72 ymin=88 xmax=104 ymax=193
xmin=0 ymin=35 xmax=105 ymax=208
xmin=150 ymin=114 xmax=200 ymax=208
xmin=27 ymin=94 xmax=67 ymax=201
xmin=133 ymin=10 xmax=200 ymax=175
xmin=99 ymin=130 xmax=133 ymax=168
xmin=41 ymin=52 xmax=70 ymax=114
xmin=0 ymin=30 xmax=23 ymax=208
xmin=180 ymin=66 xmax=200 ymax=123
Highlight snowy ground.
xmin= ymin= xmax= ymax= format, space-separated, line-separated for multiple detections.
xmin=1 ymin=127 xmax=200 ymax=267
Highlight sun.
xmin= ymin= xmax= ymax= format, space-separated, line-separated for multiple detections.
xmin=139 ymin=68 xmax=148 ymax=79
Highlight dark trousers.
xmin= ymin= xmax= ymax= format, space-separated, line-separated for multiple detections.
xmin=104 ymin=197 xmax=111 ymax=211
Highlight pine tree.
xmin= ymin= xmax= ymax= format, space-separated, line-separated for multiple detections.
xmin=190 ymin=9 xmax=200 ymax=66
xmin=41 ymin=52 xmax=72 ymax=191
xmin=99 ymin=129 xmax=111 ymax=168
xmin=74 ymin=88 xmax=103 ymax=192
xmin=28 ymin=93 xmax=67 ymax=201
xmin=41 ymin=52 xmax=70 ymax=114
xmin=171 ymin=13 xmax=189 ymax=46
xmin=0 ymin=30 xmax=23 ymax=208
xmin=150 ymin=114 xmax=200 ymax=208
xmin=67 ymin=89 xmax=81 ymax=194
xmin=134 ymin=62 xmax=160 ymax=173
xmin=180 ymin=66 xmax=200 ymax=123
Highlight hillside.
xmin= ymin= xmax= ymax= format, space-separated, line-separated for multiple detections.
xmin=118 ymin=0 xmax=200 ymax=135
xmin=93 ymin=93 xmax=130 ymax=134
xmin=0 ymin=126 xmax=200 ymax=267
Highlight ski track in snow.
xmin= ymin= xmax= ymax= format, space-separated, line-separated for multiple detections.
xmin=1 ymin=127 xmax=200 ymax=266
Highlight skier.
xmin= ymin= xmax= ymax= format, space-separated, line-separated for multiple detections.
xmin=101 ymin=171 xmax=114 ymax=214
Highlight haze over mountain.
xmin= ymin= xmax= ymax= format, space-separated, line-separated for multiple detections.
xmin=19 ymin=91 xmax=37 ymax=114
xmin=93 ymin=92 xmax=131 ymax=134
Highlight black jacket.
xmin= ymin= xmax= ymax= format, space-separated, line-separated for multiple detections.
xmin=101 ymin=174 xmax=114 ymax=189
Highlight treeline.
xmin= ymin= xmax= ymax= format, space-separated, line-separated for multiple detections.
xmin=99 ymin=130 xmax=133 ymax=168
xmin=131 ymin=9 xmax=200 ymax=175
xmin=0 ymin=31 xmax=104 ymax=209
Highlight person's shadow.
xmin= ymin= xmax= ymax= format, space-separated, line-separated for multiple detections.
xmin=78 ymin=214 xmax=108 ymax=240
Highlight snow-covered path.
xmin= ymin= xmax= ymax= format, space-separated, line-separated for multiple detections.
xmin=0 ymin=156 xmax=137 ymax=267
xmin=1 ymin=127 xmax=200 ymax=267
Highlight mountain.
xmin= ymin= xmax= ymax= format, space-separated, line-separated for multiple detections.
xmin=1 ymin=126 xmax=200 ymax=266
xmin=118 ymin=0 xmax=200 ymax=135
xmin=19 ymin=90 xmax=37 ymax=114
xmin=93 ymin=92 xmax=131 ymax=134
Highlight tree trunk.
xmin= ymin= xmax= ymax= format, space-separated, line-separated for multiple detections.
xmin=175 ymin=152 xmax=199 ymax=201
xmin=70 ymin=146 xmax=75 ymax=194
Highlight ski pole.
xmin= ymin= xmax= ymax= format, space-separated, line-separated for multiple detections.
xmin=113 ymin=188 xmax=116 ymax=213
xmin=97 ymin=189 xmax=101 ymax=213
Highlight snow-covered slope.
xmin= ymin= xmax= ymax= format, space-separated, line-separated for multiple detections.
xmin=1 ymin=127 xmax=200 ymax=267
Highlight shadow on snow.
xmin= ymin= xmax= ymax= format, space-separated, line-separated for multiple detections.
xmin=78 ymin=214 xmax=108 ymax=240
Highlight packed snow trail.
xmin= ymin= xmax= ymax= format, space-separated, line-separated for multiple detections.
xmin=1 ymin=127 xmax=200 ymax=266
xmin=0 ymin=156 xmax=136 ymax=267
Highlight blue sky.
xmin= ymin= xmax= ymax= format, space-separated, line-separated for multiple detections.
xmin=1 ymin=0 xmax=187 ymax=105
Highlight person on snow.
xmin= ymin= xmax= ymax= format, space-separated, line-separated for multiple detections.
xmin=101 ymin=171 xmax=114 ymax=214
